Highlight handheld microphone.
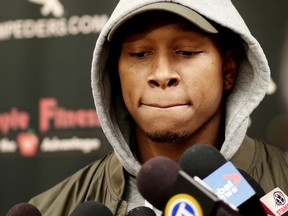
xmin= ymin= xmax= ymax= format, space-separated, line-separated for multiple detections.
xmin=126 ymin=206 xmax=156 ymax=216
xmin=5 ymin=203 xmax=42 ymax=216
xmin=69 ymin=201 xmax=113 ymax=216
xmin=179 ymin=144 xmax=267 ymax=216
xmin=137 ymin=156 xmax=241 ymax=215
xmin=260 ymin=187 xmax=288 ymax=216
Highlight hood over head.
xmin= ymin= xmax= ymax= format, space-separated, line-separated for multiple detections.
xmin=91 ymin=0 xmax=271 ymax=176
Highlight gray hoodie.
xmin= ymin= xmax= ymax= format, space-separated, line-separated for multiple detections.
xmin=91 ymin=0 xmax=270 ymax=178
xmin=91 ymin=0 xmax=271 ymax=212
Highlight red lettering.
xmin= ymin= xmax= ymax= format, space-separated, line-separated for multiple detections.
xmin=86 ymin=110 xmax=100 ymax=126
xmin=39 ymin=97 xmax=101 ymax=132
xmin=276 ymin=203 xmax=288 ymax=215
xmin=0 ymin=108 xmax=30 ymax=135
xmin=39 ymin=98 xmax=57 ymax=132
xmin=76 ymin=110 xmax=86 ymax=127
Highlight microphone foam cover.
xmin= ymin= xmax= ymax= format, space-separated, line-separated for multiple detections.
xmin=5 ymin=203 xmax=41 ymax=216
xmin=70 ymin=201 xmax=113 ymax=216
xmin=136 ymin=156 xmax=180 ymax=210
xmin=126 ymin=206 xmax=156 ymax=216
xmin=179 ymin=144 xmax=226 ymax=179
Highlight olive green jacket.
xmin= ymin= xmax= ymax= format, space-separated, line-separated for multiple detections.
xmin=29 ymin=136 xmax=288 ymax=216
xmin=30 ymin=152 xmax=128 ymax=216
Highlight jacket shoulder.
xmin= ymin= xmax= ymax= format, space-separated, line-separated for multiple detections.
xmin=29 ymin=152 xmax=126 ymax=216
xmin=251 ymin=139 xmax=288 ymax=193
xmin=232 ymin=136 xmax=288 ymax=194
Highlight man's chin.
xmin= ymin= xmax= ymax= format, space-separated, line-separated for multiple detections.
xmin=145 ymin=131 xmax=189 ymax=144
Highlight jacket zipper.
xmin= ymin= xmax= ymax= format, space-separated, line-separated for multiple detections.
xmin=113 ymin=198 xmax=122 ymax=216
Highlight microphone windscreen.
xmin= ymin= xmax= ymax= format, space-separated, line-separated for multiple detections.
xmin=179 ymin=144 xmax=226 ymax=179
xmin=5 ymin=203 xmax=41 ymax=216
xmin=136 ymin=156 xmax=180 ymax=210
xmin=70 ymin=201 xmax=113 ymax=216
xmin=126 ymin=206 xmax=156 ymax=216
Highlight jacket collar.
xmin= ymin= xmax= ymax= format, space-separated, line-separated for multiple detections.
xmin=230 ymin=135 xmax=255 ymax=171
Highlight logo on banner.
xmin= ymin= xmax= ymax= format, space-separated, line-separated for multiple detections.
xmin=0 ymin=0 xmax=108 ymax=40
xmin=165 ymin=194 xmax=203 ymax=216
xmin=28 ymin=0 xmax=64 ymax=17
xmin=0 ymin=97 xmax=102 ymax=156
xmin=17 ymin=130 xmax=39 ymax=157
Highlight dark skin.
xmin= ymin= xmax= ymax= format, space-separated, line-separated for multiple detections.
xmin=118 ymin=20 xmax=240 ymax=163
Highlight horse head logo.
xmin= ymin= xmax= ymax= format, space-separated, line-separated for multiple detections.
xmin=28 ymin=0 xmax=64 ymax=17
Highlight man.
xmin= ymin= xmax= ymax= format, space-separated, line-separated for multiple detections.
xmin=29 ymin=0 xmax=288 ymax=215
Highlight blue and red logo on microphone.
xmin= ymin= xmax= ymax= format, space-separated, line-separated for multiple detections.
xmin=165 ymin=194 xmax=203 ymax=216
xmin=203 ymin=161 xmax=255 ymax=207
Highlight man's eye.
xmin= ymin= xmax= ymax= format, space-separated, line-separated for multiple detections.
xmin=129 ymin=52 xmax=149 ymax=58
xmin=176 ymin=51 xmax=202 ymax=56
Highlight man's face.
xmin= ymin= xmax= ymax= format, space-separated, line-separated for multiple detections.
xmin=118 ymin=21 xmax=233 ymax=144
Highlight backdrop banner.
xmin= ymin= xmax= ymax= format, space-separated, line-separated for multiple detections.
xmin=0 ymin=0 xmax=117 ymax=213
xmin=0 ymin=0 xmax=287 ymax=214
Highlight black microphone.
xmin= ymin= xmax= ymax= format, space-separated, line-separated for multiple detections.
xmin=5 ymin=203 xmax=42 ymax=216
xmin=179 ymin=144 xmax=226 ymax=179
xmin=179 ymin=144 xmax=267 ymax=216
xmin=137 ymin=156 xmax=180 ymax=210
xmin=137 ymin=156 xmax=241 ymax=215
xmin=69 ymin=201 xmax=113 ymax=216
xmin=126 ymin=206 xmax=156 ymax=216
xmin=180 ymin=144 xmax=266 ymax=198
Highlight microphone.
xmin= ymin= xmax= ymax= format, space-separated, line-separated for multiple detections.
xmin=137 ymin=156 xmax=180 ymax=210
xmin=69 ymin=201 xmax=113 ymax=216
xmin=136 ymin=156 xmax=241 ymax=215
xmin=5 ymin=203 xmax=42 ymax=216
xmin=179 ymin=144 xmax=227 ymax=179
xmin=179 ymin=144 xmax=267 ymax=215
xmin=180 ymin=144 xmax=266 ymax=199
xmin=126 ymin=206 xmax=156 ymax=216
xmin=260 ymin=187 xmax=288 ymax=216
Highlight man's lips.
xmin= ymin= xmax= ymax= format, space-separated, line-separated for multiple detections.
xmin=141 ymin=103 xmax=190 ymax=108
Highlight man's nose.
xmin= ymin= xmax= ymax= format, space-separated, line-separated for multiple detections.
xmin=147 ymin=56 xmax=180 ymax=89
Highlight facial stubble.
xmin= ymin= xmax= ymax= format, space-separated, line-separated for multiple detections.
xmin=145 ymin=130 xmax=190 ymax=144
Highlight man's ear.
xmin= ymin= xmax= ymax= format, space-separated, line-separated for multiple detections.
xmin=223 ymin=49 xmax=242 ymax=91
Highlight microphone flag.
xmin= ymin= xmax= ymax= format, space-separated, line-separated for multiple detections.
xmin=260 ymin=187 xmax=288 ymax=216
xmin=202 ymin=161 xmax=255 ymax=207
